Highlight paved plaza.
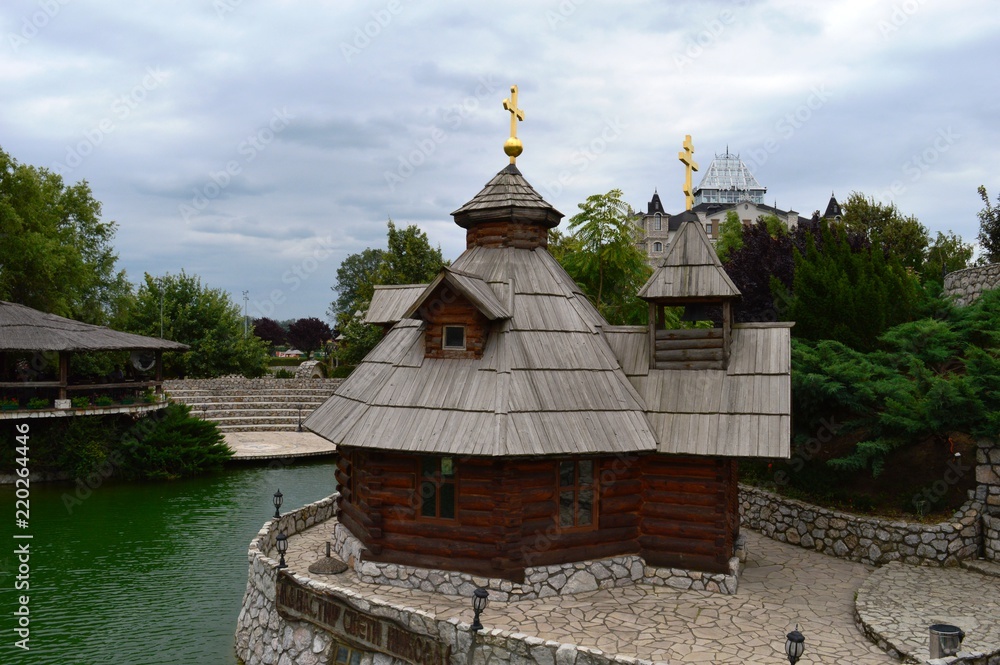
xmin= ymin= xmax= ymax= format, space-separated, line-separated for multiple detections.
xmin=280 ymin=519 xmax=1000 ymax=664
xmin=225 ymin=431 xmax=336 ymax=460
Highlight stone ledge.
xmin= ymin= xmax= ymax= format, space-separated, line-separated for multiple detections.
xmin=333 ymin=522 xmax=740 ymax=600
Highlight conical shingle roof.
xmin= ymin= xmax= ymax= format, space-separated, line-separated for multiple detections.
xmin=452 ymin=164 xmax=562 ymax=229
xmin=637 ymin=220 xmax=740 ymax=300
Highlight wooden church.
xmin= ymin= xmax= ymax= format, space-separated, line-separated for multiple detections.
xmin=305 ymin=89 xmax=790 ymax=584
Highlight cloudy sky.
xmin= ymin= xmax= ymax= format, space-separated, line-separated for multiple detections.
xmin=3 ymin=0 xmax=999 ymax=321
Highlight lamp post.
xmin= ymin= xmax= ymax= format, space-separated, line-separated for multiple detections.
xmin=785 ymin=625 xmax=805 ymax=664
xmin=275 ymin=532 xmax=289 ymax=569
xmin=297 ymin=404 xmax=303 ymax=432
xmin=273 ymin=489 xmax=283 ymax=519
xmin=470 ymin=587 xmax=489 ymax=632
xmin=242 ymin=290 xmax=249 ymax=338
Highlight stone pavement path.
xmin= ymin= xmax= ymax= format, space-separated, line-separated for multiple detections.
xmin=285 ymin=525 xmax=897 ymax=664
xmin=225 ymin=431 xmax=336 ymax=460
xmin=857 ymin=562 xmax=1000 ymax=662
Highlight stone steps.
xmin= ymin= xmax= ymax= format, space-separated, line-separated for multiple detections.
xmin=164 ymin=378 xmax=341 ymax=432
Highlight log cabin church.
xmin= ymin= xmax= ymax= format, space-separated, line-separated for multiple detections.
xmin=305 ymin=91 xmax=791 ymax=596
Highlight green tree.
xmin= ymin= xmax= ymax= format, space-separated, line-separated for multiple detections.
xmin=923 ymin=230 xmax=974 ymax=284
xmin=783 ymin=221 xmax=921 ymax=351
xmin=976 ymin=185 xmax=1000 ymax=264
xmin=330 ymin=220 xmax=446 ymax=365
xmin=125 ymin=271 xmax=269 ymax=378
xmin=842 ymin=192 xmax=929 ymax=271
xmin=560 ymin=189 xmax=652 ymax=325
xmin=0 ymin=146 xmax=131 ymax=324
xmin=376 ymin=220 xmax=446 ymax=286
xmin=715 ymin=210 xmax=743 ymax=262
xmin=328 ymin=247 xmax=385 ymax=320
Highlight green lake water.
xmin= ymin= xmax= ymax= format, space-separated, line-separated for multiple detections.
xmin=0 ymin=459 xmax=337 ymax=665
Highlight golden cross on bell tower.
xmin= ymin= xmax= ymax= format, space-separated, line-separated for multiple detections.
xmin=502 ymin=85 xmax=525 ymax=164
xmin=678 ymin=134 xmax=699 ymax=211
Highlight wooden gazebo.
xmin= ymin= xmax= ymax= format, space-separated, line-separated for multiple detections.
xmin=0 ymin=301 xmax=188 ymax=406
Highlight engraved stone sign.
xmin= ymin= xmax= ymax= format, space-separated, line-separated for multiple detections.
xmin=276 ymin=573 xmax=450 ymax=665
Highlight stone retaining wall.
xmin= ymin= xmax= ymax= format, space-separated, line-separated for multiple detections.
xmin=164 ymin=376 xmax=342 ymax=392
xmin=984 ymin=514 xmax=1000 ymax=563
xmin=943 ymin=264 xmax=1000 ymax=307
xmin=236 ymin=494 xmax=656 ymax=665
xmin=740 ymin=485 xmax=984 ymax=566
xmin=333 ymin=523 xmax=741 ymax=600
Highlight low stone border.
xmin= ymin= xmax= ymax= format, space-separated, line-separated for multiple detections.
xmin=984 ymin=514 xmax=1000 ymax=563
xmin=236 ymin=493 xmax=657 ymax=665
xmin=333 ymin=522 xmax=740 ymax=599
xmin=740 ymin=485 xmax=984 ymax=566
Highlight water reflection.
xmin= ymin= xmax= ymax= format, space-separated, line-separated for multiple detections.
xmin=0 ymin=461 xmax=336 ymax=665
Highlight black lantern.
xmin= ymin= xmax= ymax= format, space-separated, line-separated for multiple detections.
xmin=785 ymin=625 xmax=805 ymax=664
xmin=273 ymin=489 xmax=283 ymax=519
xmin=275 ymin=532 xmax=289 ymax=569
xmin=471 ymin=587 xmax=489 ymax=632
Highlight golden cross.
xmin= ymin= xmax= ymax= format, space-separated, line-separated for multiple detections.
xmin=678 ymin=134 xmax=699 ymax=211
xmin=502 ymin=85 xmax=525 ymax=164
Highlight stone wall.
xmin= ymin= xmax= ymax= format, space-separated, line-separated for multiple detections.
xmin=236 ymin=494 xmax=657 ymax=665
xmin=164 ymin=376 xmax=342 ymax=392
xmin=943 ymin=264 xmax=1000 ymax=307
xmin=982 ymin=440 xmax=1000 ymax=561
xmin=332 ymin=523 xmax=741 ymax=600
xmin=740 ymin=485 xmax=984 ymax=566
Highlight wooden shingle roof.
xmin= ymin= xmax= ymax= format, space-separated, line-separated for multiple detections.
xmin=451 ymin=164 xmax=563 ymax=229
xmin=403 ymin=267 xmax=510 ymax=321
xmin=0 ymin=301 xmax=189 ymax=352
xmin=638 ymin=220 xmax=740 ymax=300
xmin=365 ymin=285 xmax=429 ymax=326
xmin=305 ymin=246 xmax=657 ymax=457
xmin=606 ymin=322 xmax=792 ymax=458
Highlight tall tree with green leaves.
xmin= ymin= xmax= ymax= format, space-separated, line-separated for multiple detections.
xmin=375 ymin=220 xmax=446 ymax=286
xmin=923 ymin=230 xmax=974 ymax=284
xmin=783 ymin=221 xmax=921 ymax=351
xmin=976 ymin=185 xmax=1000 ymax=264
xmin=328 ymin=247 xmax=385 ymax=320
xmin=842 ymin=192 xmax=929 ymax=271
xmin=0 ymin=146 xmax=131 ymax=324
xmin=714 ymin=210 xmax=744 ymax=262
xmin=126 ymin=271 xmax=269 ymax=378
xmin=560 ymin=189 xmax=651 ymax=325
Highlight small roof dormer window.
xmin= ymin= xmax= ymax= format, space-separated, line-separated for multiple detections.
xmin=443 ymin=325 xmax=466 ymax=350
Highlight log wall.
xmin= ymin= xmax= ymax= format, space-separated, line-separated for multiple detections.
xmin=466 ymin=220 xmax=548 ymax=249
xmin=338 ymin=447 xmax=738 ymax=581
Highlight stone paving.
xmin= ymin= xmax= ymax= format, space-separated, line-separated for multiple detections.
xmin=857 ymin=562 xmax=1000 ymax=662
xmin=225 ymin=431 xmax=336 ymax=460
xmin=285 ymin=524 xmax=899 ymax=664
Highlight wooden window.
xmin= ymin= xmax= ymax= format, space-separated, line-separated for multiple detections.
xmin=331 ymin=641 xmax=363 ymax=665
xmin=443 ymin=325 xmax=465 ymax=350
xmin=419 ymin=456 xmax=456 ymax=520
xmin=706 ymin=223 xmax=713 ymax=236
xmin=653 ymin=241 xmax=662 ymax=252
xmin=557 ymin=460 xmax=596 ymax=530
xmin=654 ymin=214 xmax=662 ymax=231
